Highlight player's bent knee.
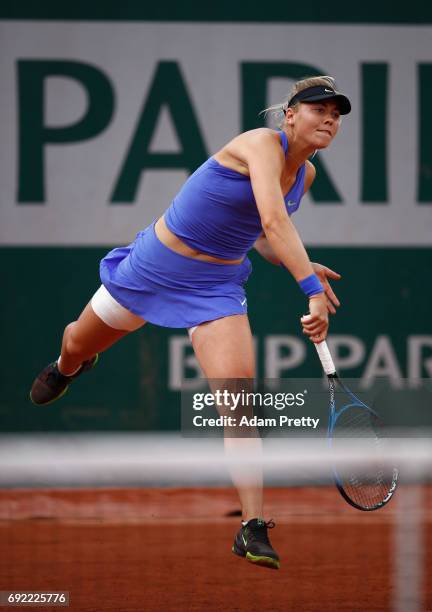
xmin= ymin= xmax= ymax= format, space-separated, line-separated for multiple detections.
xmin=231 ymin=368 xmax=255 ymax=379
xmin=62 ymin=322 xmax=78 ymax=348
xmin=63 ymin=322 xmax=77 ymax=337
xmin=236 ymin=372 xmax=254 ymax=381
xmin=210 ymin=368 xmax=255 ymax=379
xmin=64 ymin=334 xmax=87 ymax=359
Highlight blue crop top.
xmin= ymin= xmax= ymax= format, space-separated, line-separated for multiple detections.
xmin=164 ymin=130 xmax=306 ymax=260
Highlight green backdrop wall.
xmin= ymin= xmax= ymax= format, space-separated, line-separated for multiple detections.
xmin=2 ymin=247 xmax=431 ymax=431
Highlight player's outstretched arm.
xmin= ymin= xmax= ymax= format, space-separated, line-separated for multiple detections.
xmin=253 ymin=232 xmax=280 ymax=265
xmin=247 ymin=133 xmax=313 ymax=280
xmin=246 ymin=132 xmax=328 ymax=341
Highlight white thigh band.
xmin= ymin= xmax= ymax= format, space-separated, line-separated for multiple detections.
xmin=188 ymin=326 xmax=198 ymax=340
xmin=91 ymin=285 xmax=145 ymax=331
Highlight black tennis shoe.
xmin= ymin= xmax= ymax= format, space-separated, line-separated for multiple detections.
xmin=232 ymin=518 xmax=280 ymax=569
xmin=30 ymin=355 xmax=99 ymax=406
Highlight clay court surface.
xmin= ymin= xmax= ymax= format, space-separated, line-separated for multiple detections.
xmin=0 ymin=486 xmax=430 ymax=612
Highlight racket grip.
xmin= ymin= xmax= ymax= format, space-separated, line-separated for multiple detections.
xmin=315 ymin=341 xmax=336 ymax=375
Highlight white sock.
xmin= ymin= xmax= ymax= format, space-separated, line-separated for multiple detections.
xmin=57 ymin=356 xmax=81 ymax=377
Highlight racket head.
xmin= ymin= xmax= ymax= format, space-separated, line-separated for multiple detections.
xmin=328 ymin=375 xmax=399 ymax=511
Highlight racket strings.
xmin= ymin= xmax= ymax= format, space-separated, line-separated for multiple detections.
xmin=333 ymin=406 xmax=377 ymax=437
xmin=332 ymin=406 xmax=395 ymax=510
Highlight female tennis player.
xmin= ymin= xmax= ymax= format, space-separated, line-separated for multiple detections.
xmin=30 ymin=75 xmax=350 ymax=570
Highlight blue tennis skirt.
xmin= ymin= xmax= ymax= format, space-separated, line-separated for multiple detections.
xmin=99 ymin=222 xmax=252 ymax=328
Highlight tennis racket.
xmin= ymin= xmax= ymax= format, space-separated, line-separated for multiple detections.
xmin=315 ymin=340 xmax=399 ymax=511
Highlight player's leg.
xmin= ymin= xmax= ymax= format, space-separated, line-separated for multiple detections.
xmin=191 ymin=315 xmax=280 ymax=569
xmin=58 ymin=303 xmax=130 ymax=375
xmin=30 ymin=286 xmax=146 ymax=405
xmin=191 ymin=314 xmax=261 ymax=518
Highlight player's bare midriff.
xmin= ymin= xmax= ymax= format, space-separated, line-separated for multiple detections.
xmin=155 ymin=216 xmax=244 ymax=265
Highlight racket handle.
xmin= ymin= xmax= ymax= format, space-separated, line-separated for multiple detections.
xmin=315 ymin=341 xmax=336 ymax=375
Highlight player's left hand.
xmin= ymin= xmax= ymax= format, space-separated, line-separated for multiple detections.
xmin=311 ymin=262 xmax=341 ymax=315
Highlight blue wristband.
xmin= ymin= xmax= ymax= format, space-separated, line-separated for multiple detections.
xmin=298 ymin=273 xmax=324 ymax=297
